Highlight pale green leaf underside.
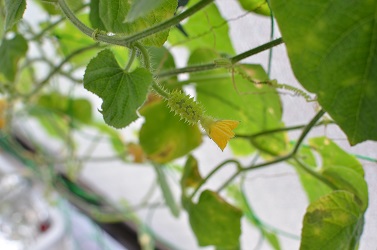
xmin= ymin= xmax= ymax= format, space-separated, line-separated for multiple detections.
xmin=126 ymin=0 xmax=167 ymax=22
xmin=99 ymin=0 xmax=177 ymax=46
xmin=270 ymin=0 xmax=377 ymax=144
xmin=300 ymin=191 xmax=365 ymax=250
xmin=0 ymin=34 xmax=28 ymax=81
xmin=168 ymin=0 xmax=234 ymax=54
xmin=237 ymin=0 xmax=271 ymax=16
xmin=5 ymin=0 xmax=26 ymax=31
xmin=83 ymin=49 xmax=152 ymax=128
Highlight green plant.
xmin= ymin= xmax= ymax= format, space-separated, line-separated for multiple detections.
xmin=0 ymin=0 xmax=376 ymax=249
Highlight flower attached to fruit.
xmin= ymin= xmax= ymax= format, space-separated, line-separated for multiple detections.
xmin=200 ymin=117 xmax=239 ymax=151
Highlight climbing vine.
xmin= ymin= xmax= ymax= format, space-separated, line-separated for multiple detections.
xmin=0 ymin=0 xmax=376 ymax=249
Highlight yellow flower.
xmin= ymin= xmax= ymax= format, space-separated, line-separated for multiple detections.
xmin=201 ymin=117 xmax=239 ymax=151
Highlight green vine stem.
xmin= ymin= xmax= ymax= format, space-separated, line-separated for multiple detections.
xmin=58 ymin=0 xmax=214 ymax=47
xmin=157 ymin=38 xmax=284 ymax=78
xmin=189 ymin=159 xmax=242 ymax=200
xmin=124 ymin=47 xmax=136 ymax=72
xmin=151 ymin=81 xmax=170 ymax=99
xmin=191 ymin=109 xmax=326 ymax=197
xmin=134 ymin=42 xmax=151 ymax=70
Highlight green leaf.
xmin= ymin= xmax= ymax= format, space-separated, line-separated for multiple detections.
xmin=309 ymin=137 xmax=364 ymax=176
xmin=270 ymin=0 xmax=377 ymax=144
xmin=181 ymin=155 xmax=203 ymax=190
xmin=84 ymin=49 xmax=152 ymax=128
xmin=180 ymin=155 xmax=202 ymax=210
xmin=126 ymin=0 xmax=167 ymax=22
xmin=4 ymin=0 xmax=26 ymax=31
xmin=154 ymin=164 xmax=180 ymax=217
xmin=139 ymin=97 xmax=202 ymax=163
xmin=237 ymin=0 xmax=271 ymax=16
xmin=99 ymin=0 xmax=177 ymax=46
xmin=168 ymin=0 xmax=234 ymax=54
xmin=0 ymin=34 xmax=28 ymax=82
xmin=37 ymin=92 xmax=93 ymax=124
xmin=309 ymin=137 xmax=368 ymax=209
xmin=292 ymin=146 xmax=332 ymax=203
xmin=89 ymin=0 xmax=106 ymax=30
xmin=300 ymin=191 xmax=365 ymax=250
xmin=322 ymin=166 xmax=368 ymax=211
xmin=188 ymin=190 xmax=242 ymax=248
xmin=190 ymin=48 xmax=287 ymax=155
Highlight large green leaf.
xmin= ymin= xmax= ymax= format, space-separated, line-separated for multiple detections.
xmin=188 ymin=190 xmax=242 ymax=248
xmin=89 ymin=0 xmax=106 ymax=30
xmin=190 ymin=48 xmax=287 ymax=155
xmin=270 ymin=0 xmax=377 ymax=145
xmin=237 ymin=0 xmax=271 ymax=16
xmin=98 ymin=0 xmax=177 ymax=46
xmin=84 ymin=49 xmax=152 ymax=128
xmin=0 ymin=34 xmax=28 ymax=82
xmin=4 ymin=0 xmax=26 ymax=31
xmin=139 ymin=97 xmax=202 ymax=163
xmin=168 ymin=0 xmax=234 ymax=54
xmin=300 ymin=191 xmax=365 ymax=250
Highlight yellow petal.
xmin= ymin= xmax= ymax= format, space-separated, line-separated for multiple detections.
xmin=208 ymin=120 xmax=239 ymax=151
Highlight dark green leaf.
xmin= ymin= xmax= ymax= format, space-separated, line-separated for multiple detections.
xmin=237 ymin=0 xmax=271 ymax=16
xmin=309 ymin=137 xmax=368 ymax=209
xmin=300 ymin=191 xmax=365 ymax=250
xmin=84 ymin=49 xmax=152 ymax=128
xmin=0 ymin=34 xmax=28 ymax=82
xmin=4 ymin=0 xmax=26 ymax=31
xmin=126 ymin=0 xmax=167 ymax=22
xmin=168 ymin=0 xmax=234 ymax=54
xmin=139 ymin=97 xmax=202 ymax=163
xmin=189 ymin=190 xmax=242 ymax=248
xmin=89 ymin=0 xmax=106 ymax=30
xmin=99 ymin=0 xmax=177 ymax=46
xmin=270 ymin=0 xmax=377 ymax=144
xmin=154 ymin=164 xmax=180 ymax=217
